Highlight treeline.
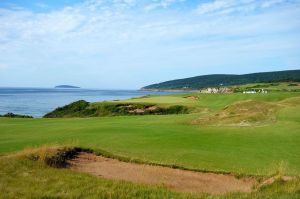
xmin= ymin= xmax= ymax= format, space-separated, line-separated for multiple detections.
xmin=142 ymin=70 xmax=300 ymax=90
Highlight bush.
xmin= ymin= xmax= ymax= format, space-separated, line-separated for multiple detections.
xmin=166 ymin=105 xmax=189 ymax=114
xmin=44 ymin=101 xmax=189 ymax=118
xmin=44 ymin=100 xmax=92 ymax=118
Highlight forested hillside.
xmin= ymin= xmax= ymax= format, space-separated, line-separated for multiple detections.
xmin=142 ymin=70 xmax=300 ymax=90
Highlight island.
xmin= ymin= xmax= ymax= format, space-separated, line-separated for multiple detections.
xmin=55 ymin=85 xmax=80 ymax=89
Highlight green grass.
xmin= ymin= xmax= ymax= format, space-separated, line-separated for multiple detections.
xmin=235 ymin=82 xmax=300 ymax=92
xmin=1 ymin=153 xmax=300 ymax=199
xmin=1 ymin=92 xmax=300 ymax=198
xmin=0 ymin=93 xmax=300 ymax=176
xmin=123 ymin=92 xmax=300 ymax=110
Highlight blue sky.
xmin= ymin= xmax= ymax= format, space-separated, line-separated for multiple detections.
xmin=0 ymin=0 xmax=300 ymax=89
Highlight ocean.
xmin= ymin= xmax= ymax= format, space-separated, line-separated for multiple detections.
xmin=0 ymin=88 xmax=173 ymax=118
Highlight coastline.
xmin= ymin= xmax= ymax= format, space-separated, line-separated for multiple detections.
xmin=140 ymin=88 xmax=199 ymax=93
xmin=0 ymin=88 xmax=174 ymax=118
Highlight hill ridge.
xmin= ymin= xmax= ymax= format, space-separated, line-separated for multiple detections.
xmin=142 ymin=69 xmax=300 ymax=90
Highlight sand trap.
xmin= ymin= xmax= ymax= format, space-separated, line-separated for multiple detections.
xmin=68 ymin=152 xmax=256 ymax=194
xmin=184 ymin=96 xmax=199 ymax=100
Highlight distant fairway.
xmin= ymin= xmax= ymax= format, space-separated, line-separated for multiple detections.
xmin=1 ymin=92 xmax=300 ymax=176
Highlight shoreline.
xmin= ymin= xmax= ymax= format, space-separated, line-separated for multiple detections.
xmin=140 ymin=89 xmax=199 ymax=93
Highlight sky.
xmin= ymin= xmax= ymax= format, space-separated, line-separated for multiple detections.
xmin=0 ymin=0 xmax=299 ymax=89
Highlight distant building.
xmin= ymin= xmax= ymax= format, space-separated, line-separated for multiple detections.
xmin=261 ymin=89 xmax=268 ymax=94
xmin=243 ymin=91 xmax=256 ymax=94
xmin=201 ymin=87 xmax=233 ymax=93
xmin=243 ymin=89 xmax=268 ymax=94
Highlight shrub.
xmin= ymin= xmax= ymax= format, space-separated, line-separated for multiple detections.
xmin=43 ymin=100 xmax=92 ymax=118
xmin=44 ymin=101 xmax=189 ymax=118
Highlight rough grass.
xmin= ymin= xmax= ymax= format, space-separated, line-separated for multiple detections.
xmin=192 ymin=96 xmax=300 ymax=126
xmin=193 ymin=100 xmax=277 ymax=126
xmin=44 ymin=100 xmax=189 ymax=118
xmin=0 ymin=147 xmax=300 ymax=199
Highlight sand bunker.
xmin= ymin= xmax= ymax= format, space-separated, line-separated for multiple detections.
xmin=68 ymin=152 xmax=256 ymax=194
xmin=184 ymin=96 xmax=199 ymax=100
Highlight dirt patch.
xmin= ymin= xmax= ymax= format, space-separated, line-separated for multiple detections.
xmin=128 ymin=106 xmax=157 ymax=113
xmin=184 ymin=96 xmax=199 ymax=100
xmin=258 ymin=176 xmax=295 ymax=188
xmin=146 ymin=106 xmax=157 ymax=111
xmin=68 ymin=152 xmax=256 ymax=194
xmin=128 ymin=108 xmax=145 ymax=113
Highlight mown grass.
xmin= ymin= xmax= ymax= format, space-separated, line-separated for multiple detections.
xmin=0 ymin=93 xmax=300 ymax=176
xmin=1 ymin=92 xmax=300 ymax=198
xmin=122 ymin=92 xmax=300 ymax=110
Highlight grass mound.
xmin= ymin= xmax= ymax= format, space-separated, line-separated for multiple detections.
xmin=35 ymin=148 xmax=80 ymax=168
xmin=193 ymin=100 xmax=277 ymax=126
xmin=18 ymin=146 xmax=78 ymax=168
xmin=44 ymin=100 xmax=92 ymax=118
xmin=44 ymin=100 xmax=189 ymax=118
xmin=279 ymin=97 xmax=300 ymax=106
xmin=16 ymin=146 xmax=94 ymax=168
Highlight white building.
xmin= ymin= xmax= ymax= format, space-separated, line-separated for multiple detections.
xmin=243 ymin=91 xmax=256 ymax=94
xmin=243 ymin=89 xmax=268 ymax=94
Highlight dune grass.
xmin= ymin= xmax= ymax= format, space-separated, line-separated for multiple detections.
xmin=0 ymin=148 xmax=300 ymax=199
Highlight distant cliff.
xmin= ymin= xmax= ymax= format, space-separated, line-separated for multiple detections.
xmin=142 ymin=70 xmax=300 ymax=90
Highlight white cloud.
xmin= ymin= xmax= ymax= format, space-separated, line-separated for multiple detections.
xmin=0 ymin=0 xmax=299 ymax=88
xmin=144 ymin=0 xmax=185 ymax=11
xmin=196 ymin=0 xmax=297 ymax=15
xmin=197 ymin=0 xmax=236 ymax=14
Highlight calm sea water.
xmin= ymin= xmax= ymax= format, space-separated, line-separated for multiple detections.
xmin=0 ymin=88 xmax=173 ymax=118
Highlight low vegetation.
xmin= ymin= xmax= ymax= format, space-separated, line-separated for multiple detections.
xmin=1 ymin=91 xmax=300 ymax=198
xmin=193 ymin=100 xmax=277 ymax=126
xmin=0 ymin=112 xmax=33 ymax=118
xmin=44 ymin=100 xmax=189 ymax=118
xmin=192 ymin=96 xmax=300 ymax=126
xmin=1 ymin=146 xmax=300 ymax=198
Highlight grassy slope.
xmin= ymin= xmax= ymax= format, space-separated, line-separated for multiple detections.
xmin=142 ymin=70 xmax=300 ymax=90
xmin=121 ymin=92 xmax=300 ymax=109
xmin=236 ymin=82 xmax=300 ymax=91
xmin=44 ymin=100 xmax=189 ymax=118
xmin=0 ymin=93 xmax=300 ymax=176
